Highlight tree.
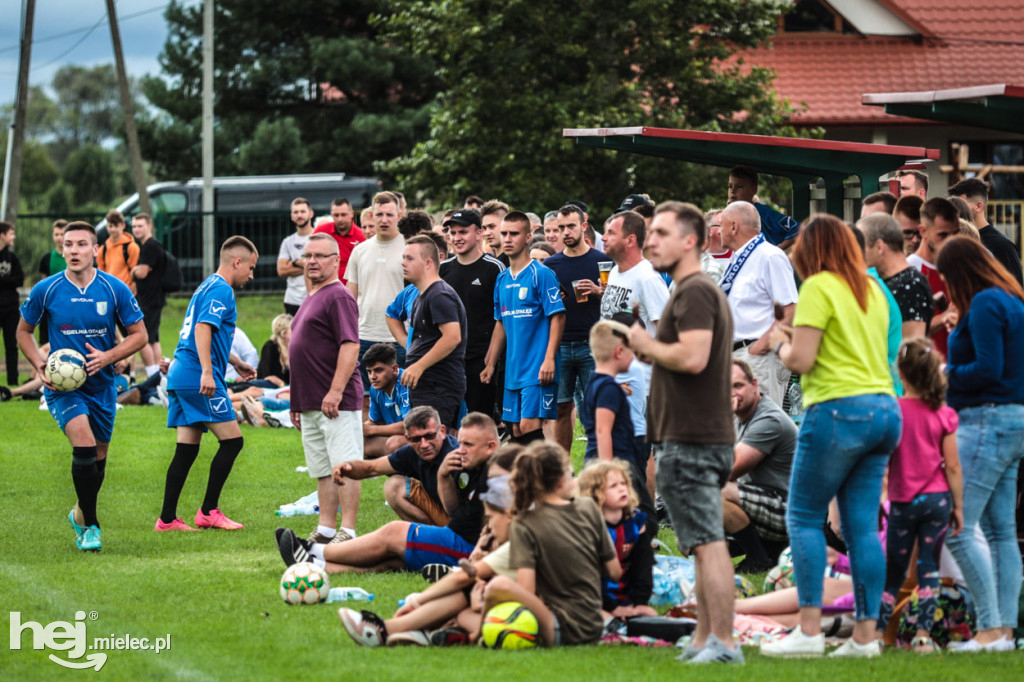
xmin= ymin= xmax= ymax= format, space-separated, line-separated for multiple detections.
xmin=138 ymin=0 xmax=436 ymax=180
xmin=62 ymin=144 xmax=117 ymax=210
xmin=238 ymin=118 xmax=305 ymax=174
xmin=380 ymin=0 xmax=803 ymax=216
xmin=49 ymin=64 xmax=122 ymax=163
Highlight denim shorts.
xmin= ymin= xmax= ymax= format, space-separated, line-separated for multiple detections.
xmin=654 ymin=441 xmax=733 ymax=552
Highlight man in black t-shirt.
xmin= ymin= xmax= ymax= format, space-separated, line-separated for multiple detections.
xmin=858 ymin=213 xmax=933 ymax=339
xmin=131 ymin=213 xmax=167 ymax=377
xmin=440 ymin=209 xmax=506 ymax=419
xmin=401 ymin=235 xmax=468 ymax=430
xmin=949 ymin=178 xmax=1023 ymax=284
xmin=275 ymin=411 xmax=499 ymax=573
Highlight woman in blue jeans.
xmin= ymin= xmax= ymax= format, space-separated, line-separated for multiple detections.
xmin=936 ymin=236 xmax=1024 ymax=653
xmin=762 ymin=216 xmax=900 ymax=658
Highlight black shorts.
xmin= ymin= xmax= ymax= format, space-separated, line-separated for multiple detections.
xmin=141 ymin=306 xmax=163 ymax=344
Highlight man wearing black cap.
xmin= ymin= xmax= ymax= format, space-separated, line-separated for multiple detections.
xmin=440 ymin=209 xmax=506 ymax=418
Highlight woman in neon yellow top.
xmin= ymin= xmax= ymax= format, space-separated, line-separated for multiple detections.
xmin=761 ymin=215 xmax=901 ymax=659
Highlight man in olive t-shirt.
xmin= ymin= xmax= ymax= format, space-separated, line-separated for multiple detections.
xmin=628 ymin=201 xmax=742 ymax=665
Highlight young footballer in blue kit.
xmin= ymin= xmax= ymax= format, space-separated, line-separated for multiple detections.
xmin=16 ymin=222 xmax=147 ymax=551
xmin=482 ymin=212 xmax=565 ymax=439
xmin=156 ymin=236 xmax=258 ymax=532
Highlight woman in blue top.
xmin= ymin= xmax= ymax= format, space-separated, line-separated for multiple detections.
xmin=936 ymin=236 xmax=1024 ymax=653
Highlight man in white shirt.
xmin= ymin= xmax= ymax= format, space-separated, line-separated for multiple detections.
xmin=718 ymin=201 xmax=798 ymax=408
xmin=345 ymin=191 xmax=407 ymax=402
xmin=276 ymin=198 xmax=315 ymax=315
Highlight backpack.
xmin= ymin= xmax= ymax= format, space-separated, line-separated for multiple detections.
xmin=160 ymin=248 xmax=183 ymax=293
xmin=101 ymin=241 xmax=131 ymax=269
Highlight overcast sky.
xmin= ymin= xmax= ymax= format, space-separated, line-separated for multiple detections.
xmin=0 ymin=0 xmax=185 ymax=107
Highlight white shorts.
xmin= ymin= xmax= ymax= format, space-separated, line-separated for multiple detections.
xmin=300 ymin=410 xmax=364 ymax=478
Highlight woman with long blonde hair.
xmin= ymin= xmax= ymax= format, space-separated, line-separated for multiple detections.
xmin=257 ymin=314 xmax=291 ymax=386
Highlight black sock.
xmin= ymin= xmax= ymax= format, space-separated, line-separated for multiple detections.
xmin=511 ymin=428 xmax=545 ymax=445
xmin=71 ymin=446 xmax=101 ymax=527
xmin=201 ymin=437 xmax=244 ymax=514
xmin=161 ymin=443 xmax=201 ymax=524
xmin=95 ymin=457 xmax=107 ymax=490
xmin=734 ymin=524 xmax=772 ymax=567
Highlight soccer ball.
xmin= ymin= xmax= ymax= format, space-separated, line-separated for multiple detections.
xmin=280 ymin=562 xmax=330 ymax=605
xmin=776 ymin=546 xmax=794 ymax=570
xmin=481 ymin=602 xmax=539 ymax=649
xmin=734 ymin=575 xmax=757 ymax=599
xmin=763 ymin=565 xmax=795 ymax=592
xmin=46 ymin=349 xmax=88 ymax=392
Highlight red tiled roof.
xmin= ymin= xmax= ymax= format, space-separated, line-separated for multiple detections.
xmin=739 ymin=2 xmax=1024 ymax=125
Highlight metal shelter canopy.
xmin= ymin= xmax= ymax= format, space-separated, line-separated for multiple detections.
xmin=563 ymin=127 xmax=940 ymax=219
xmin=863 ymin=84 xmax=1024 ymax=135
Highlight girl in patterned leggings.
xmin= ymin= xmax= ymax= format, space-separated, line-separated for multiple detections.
xmin=876 ymin=338 xmax=964 ymax=651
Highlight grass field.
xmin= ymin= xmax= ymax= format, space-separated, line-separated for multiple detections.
xmin=3 ymin=295 xmax=1021 ymax=679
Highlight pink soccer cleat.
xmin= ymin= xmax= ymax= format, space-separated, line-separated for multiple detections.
xmin=155 ymin=517 xmax=200 ymax=532
xmin=195 ymin=508 xmax=244 ymax=530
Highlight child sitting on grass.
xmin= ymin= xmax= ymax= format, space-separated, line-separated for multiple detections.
xmin=482 ymin=442 xmax=621 ymax=646
xmin=337 ymin=449 xmax=520 ymax=647
xmin=578 ymin=460 xmax=656 ymax=620
xmin=877 ymin=338 xmax=963 ymax=652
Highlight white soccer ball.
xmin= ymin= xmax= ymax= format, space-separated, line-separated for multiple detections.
xmin=280 ymin=562 xmax=330 ymax=605
xmin=45 ymin=349 xmax=88 ymax=392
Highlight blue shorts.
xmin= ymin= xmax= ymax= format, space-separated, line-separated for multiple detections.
xmin=502 ymin=384 xmax=557 ymax=423
xmin=403 ymin=523 xmax=475 ymax=570
xmin=46 ymin=386 xmax=116 ymax=443
xmin=167 ymin=387 xmax=235 ymax=430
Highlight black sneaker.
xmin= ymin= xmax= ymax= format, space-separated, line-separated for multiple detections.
xmin=339 ymin=608 xmax=387 ymax=647
xmin=429 ymin=627 xmax=470 ymax=647
xmin=420 ymin=563 xmax=452 ymax=583
xmin=275 ymin=527 xmax=312 ymax=567
xmin=0 ymin=386 xmax=11 ymax=402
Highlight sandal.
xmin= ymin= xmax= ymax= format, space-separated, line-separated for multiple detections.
xmin=911 ymin=636 xmax=938 ymax=653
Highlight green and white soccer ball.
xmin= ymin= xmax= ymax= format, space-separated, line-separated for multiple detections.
xmin=763 ymin=564 xmax=795 ymax=592
xmin=280 ymin=562 xmax=330 ymax=605
xmin=45 ymin=349 xmax=88 ymax=391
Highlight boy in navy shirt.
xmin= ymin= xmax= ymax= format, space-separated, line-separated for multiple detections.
xmin=581 ymin=319 xmax=656 ymax=525
xmin=17 ymin=222 xmax=147 ymax=551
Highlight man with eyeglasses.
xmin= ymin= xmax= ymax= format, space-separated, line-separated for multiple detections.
xmin=275 ymin=411 xmax=499 ymax=580
xmin=289 ymin=233 xmax=364 ymax=545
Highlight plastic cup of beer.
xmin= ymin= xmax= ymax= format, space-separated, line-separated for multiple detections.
xmin=572 ymin=280 xmax=588 ymax=303
xmin=598 ymin=261 xmax=613 ymax=286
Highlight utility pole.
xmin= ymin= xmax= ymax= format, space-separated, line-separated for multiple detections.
xmin=105 ymin=0 xmax=150 ymax=215
xmin=202 ymin=0 xmax=215 ymax=275
xmin=1 ymin=0 xmax=35 ymax=223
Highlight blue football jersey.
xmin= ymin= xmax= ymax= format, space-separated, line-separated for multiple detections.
xmin=493 ymin=261 xmax=565 ymax=389
xmin=167 ymin=273 xmax=237 ymax=391
xmin=368 ymin=368 xmax=411 ymax=425
xmin=20 ymin=271 xmax=143 ymax=395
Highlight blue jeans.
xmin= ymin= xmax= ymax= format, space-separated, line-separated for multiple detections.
xmin=786 ymin=394 xmax=901 ymax=620
xmin=945 ymin=403 xmax=1024 ymax=630
xmin=556 ymin=341 xmax=595 ymax=406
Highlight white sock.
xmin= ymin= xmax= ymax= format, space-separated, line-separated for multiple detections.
xmin=146 ymin=365 xmax=160 ymax=377
xmin=311 ymin=556 xmax=326 ymax=569
xmin=316 ymin=525 xmax=336 ymax=538
xmin=341 ymin=526 xmax=356 ymax=538
xmin=310 ymin=543 xmax=325 ymax=560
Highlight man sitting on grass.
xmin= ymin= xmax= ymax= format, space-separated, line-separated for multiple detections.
xmin=361 ymin=342 xmax=410 ymax=458
xmin=275 ymin=412 xmax=498 ymax=573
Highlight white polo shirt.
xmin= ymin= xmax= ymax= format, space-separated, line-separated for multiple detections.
xmin=725 ymin=237 xmax=799 ymax=340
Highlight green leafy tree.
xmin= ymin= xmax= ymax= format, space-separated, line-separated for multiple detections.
xmin=49 ymin=64 xmax=122 ymax=164
xmin=380 ymin=0 xmax=802 ymax=216
xmin=62 ymin=144 xmax=117 ymax=210
xmin=138 ymin=0 xmax=436 ymax=180
xmin=238 ymin=118 xmax=305 ymax=174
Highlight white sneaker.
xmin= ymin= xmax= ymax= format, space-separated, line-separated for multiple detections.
xmin=829 ymin=637 xmax=881 ymax=658
xmin=760 ymin=626 xmax=825 ymax=658
xmin=949 ymin=635 xmax=1016 ymax=653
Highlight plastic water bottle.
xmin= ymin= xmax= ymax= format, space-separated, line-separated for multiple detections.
xmin=275 ymin=503 xmax=318 ymax=517
xmin=327 ymin=587 xmax=374 ymax=603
